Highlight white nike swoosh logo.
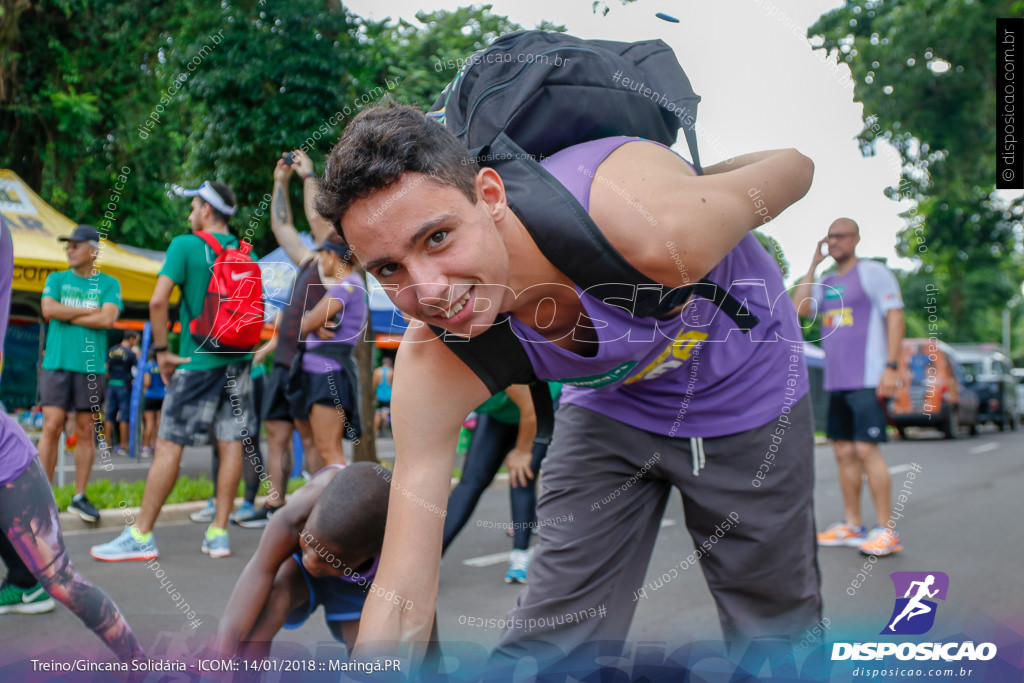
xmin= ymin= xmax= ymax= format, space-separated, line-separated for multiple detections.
xmin=230 ymin=272 xmax=252 ymax=281
xmin=22 ymin=587 xmax=46 ymax=603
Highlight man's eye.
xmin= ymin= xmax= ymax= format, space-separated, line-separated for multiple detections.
xmin=428 ymin=230 xmax=448 ymax=246
xmin=378 ymin=263 xmax=399 ymax=278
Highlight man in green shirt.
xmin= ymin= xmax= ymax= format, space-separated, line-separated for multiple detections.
xmin=38 ymin=224 xmax=123 ymax=523
xmin=91 ymin=181 xmax=256 ymax=562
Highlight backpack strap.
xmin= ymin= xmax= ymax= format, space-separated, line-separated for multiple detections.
xmin=192 ymin=230 xmax=224 ymax=256
xmin=487 ymin=133 xmax=760 ymax=329
xmin=430 ymin=318 xmax=556 ymax=466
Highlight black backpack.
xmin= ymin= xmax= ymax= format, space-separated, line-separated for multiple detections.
xmin=427 ymin=30 xmax=759 ymax=462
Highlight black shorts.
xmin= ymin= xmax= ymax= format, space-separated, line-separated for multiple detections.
xmin=827 ymin=388 xmax=889 ymax=443
xmin=38 ymin=369 xmax=107 ymax=413
xmin=262 ymin=364 xmax=306 ymax=422
xmin=143 ymin=397 xmax=164 ymax=412
xmin=302 ymin=368 xmax=361 ymax=439
xmin=376 ymin=400 xmax=390 ymax=410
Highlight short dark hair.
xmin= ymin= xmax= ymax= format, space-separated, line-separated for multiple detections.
xmin=203 ymin=182 xmax=237 ymax=225
xmin=317 ymin=103 xmax=479 ymax=242
xmin=307 ymin=463 xmax=391 ymax=558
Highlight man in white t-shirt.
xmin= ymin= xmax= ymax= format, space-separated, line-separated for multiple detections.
xmin=793 ymin=217 xmax=905 ymax=557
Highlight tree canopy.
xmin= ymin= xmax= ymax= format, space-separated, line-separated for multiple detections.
xmin=808 ymin=0 xmax=1024 ymax=346
xmin=0 ymin=1 xmax=541 ymax=255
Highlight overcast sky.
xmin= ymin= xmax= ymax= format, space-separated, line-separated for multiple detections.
xmin=340 ymin=0 xmax=1000 ymax=280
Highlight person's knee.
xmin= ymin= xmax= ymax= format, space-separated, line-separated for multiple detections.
xmin=853 ymin=441 xmax=884 ymax=463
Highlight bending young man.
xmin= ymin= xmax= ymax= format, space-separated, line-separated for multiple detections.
xmin=317 ymin=105 xmax=819 ymax=668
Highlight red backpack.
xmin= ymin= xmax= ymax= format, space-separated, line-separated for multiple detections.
xmin=188 ymin=230 xmax=264 ymax=353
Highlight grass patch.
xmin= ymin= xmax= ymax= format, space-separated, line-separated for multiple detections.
xmin=54 ymin=476 xmax=309 ymax=513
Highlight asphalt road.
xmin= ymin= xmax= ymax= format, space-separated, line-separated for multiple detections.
xmin=1 ymin=424 xmax=1021 ymax=678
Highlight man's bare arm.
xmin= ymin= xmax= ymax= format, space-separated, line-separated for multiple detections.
xmin=271 ymin=160 xmax=314 ymax=266
xmin=590 ymin=142 xmax=813 ymax=287
xmin=352 ymin=324 xmax=489 ymax=668
xmin=292 ymin=150 xmax=335 ymax=244
xmin=877 ymin=307 xmax=905 ymax=398
xmin=793 ymin=238 xmax=830 ymax=317
xmin=150 ymin=275 xmax=189 ymax=383
xmin=41 ymin=297 xmax=90 ymax=322
xmin=212 ymin=483 xmax=322 ymax=654
xmin=66 ymin=303 xmax=119 ymax=329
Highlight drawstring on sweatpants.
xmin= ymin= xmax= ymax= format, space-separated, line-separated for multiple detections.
xmin=689 ymin=436 xmax=706 ymax=477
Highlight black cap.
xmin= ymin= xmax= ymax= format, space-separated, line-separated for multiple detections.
xmin=57 ymin=225 xmax=101 ymax=243
xmin=313 ymin=234 xmax=351 ymax=258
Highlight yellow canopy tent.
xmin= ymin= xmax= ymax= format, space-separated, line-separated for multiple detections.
xmin=0 ymin=169 xmax=168 ymax=302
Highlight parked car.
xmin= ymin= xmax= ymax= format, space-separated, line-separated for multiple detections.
xmin=1012 ymin=367 xmax=1024 ymax=418
xmin=952 ymin=344 xmax=1019 ymax=431
xmin=889 ymin=339 xmax=980 ymax=439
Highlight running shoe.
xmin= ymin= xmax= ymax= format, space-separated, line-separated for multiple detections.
xmin=201 ymin=527 xmax=231 ymax=558
xmin=114 ymin=447 xmax=130 ymax=458
xmin=90 ymin=526 xmax=158 ymax=562
xmin=235 ymin=504 xmax=280 ymax=529
xmin=0 ymin=581 xmax=56 ymax=615
xmin=189 ymin=499 xmax=216 ymax=524
xmin=68 ymin=494 xmax=100 ymax=523
xmin=140 ymin=446 xmax=154 ymax=458
xmin=816 ymin=521 xmax=866 ymax=547
xmin=504 ymin=549 xmax=530 ymax=584
xmin=859 ymin=526 xmax=903 ymax=557
xmin=230 ymin=502 xmax=258 ymax=525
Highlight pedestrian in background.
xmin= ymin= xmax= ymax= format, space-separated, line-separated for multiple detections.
xmin=793 ymin=217 xmax=906 ymax=556
xmin=37 ymin=225 xmax=123 ymax=523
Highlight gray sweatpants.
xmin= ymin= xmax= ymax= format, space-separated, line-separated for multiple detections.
xmin=492 ymin=395 xmax=822 ymax=661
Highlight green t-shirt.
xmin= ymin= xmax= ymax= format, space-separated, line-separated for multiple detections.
xmin=160 ymin=232 xmax=256 ymax=371
xmin=476 ymin=382 xmax=563 ymax=425
xmin=41 ymin=270 xmax=123 ymax=374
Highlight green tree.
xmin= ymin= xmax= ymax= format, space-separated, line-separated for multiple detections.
xmin=808 ymin=0 xmax=1024 ymax=343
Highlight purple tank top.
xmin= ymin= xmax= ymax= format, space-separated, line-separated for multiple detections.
xmin=507 ymin=137 xmax=810 ymax=438
xmin=302 ymin=272 xmax=368 ymax=373
xmin=0 ymin=217 xmax=39 ymax=485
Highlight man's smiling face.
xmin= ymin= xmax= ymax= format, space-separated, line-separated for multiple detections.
xmin=343 ymin=171 xmax=512 ymax=337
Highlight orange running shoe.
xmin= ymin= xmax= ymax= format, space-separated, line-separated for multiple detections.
xmin=817 ymin=521 xmax=867 ymax=547
xmin=859 ymin=526 xmax=903 ymax=556
xmin=65 ymin=432 xmax=78 ymax=450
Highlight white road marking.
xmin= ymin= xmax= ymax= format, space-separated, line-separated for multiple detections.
xmin=463 ymin=519 xmax=678 ymax=567
xmin=888 ymin=464 xmax=916 ymax=474
xmin=969 ymin=442 xmax=1000 ymax=454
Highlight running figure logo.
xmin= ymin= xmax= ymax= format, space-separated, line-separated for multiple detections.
xmin=882 ymin=571 xmax=949 ymax=635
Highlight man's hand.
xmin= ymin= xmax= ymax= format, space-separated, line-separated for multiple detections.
xmin=274 ymin=158 xmax=294 ymax=185
xmin=504 ymin=447 xmax=535 ymax=488
xmin=313 ymin=324 xmax=335 ymax=341
xmin=809 ymin=237 xmax=829 ymax=273
xmin=157 ymin=350 xmax=190 ymax=385
xmin=292 ymin=149 xmax=314 ymax=178
xmin=876 ymin=367 xmax=900 ymax=399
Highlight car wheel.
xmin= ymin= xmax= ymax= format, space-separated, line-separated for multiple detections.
xmin=942 ymin=407 xmax=961 ymax=440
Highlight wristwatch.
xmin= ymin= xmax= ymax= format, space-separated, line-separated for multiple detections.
xmin=304 ymin=172 xmax=318 ymax=180
xmin=152 ymin=345 xmax=169 ymax=354
xmin=886 ymin=361 xmax=898 ymax=370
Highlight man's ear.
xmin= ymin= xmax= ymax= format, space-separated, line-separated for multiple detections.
xmin=476 ymin=167 xmax=507 ymax=223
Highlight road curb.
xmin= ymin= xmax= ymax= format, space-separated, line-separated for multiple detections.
xmin=58 ymin=497 xmax=255 ymax=532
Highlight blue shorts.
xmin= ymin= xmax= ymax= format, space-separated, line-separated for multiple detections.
xmin=283 ymin=554 xmax=372 ymax=635
xmin=106 ymin=384 xmax=131 ymax=423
